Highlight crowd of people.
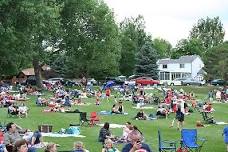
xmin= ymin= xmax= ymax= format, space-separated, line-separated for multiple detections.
xmin=0 ymin=79 xmax=228 ymax=152
xmin=98 ymin=122 xmax=152 ymax=152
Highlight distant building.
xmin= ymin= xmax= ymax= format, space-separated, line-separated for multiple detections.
xmin=157 ymin=55 xmax=205 ymax=84
xmin=16 ymin=65 xmax=57 ymax=83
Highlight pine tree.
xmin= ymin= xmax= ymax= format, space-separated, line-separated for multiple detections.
xmin=135 ymin=42 xmax=159 ymax=79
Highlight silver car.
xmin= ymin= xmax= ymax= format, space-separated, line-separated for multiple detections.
xmin=182 ymin=78 xmax=205 ymax=86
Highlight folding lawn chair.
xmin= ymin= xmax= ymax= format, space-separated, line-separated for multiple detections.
xmin=90 ymin=112 xmax=100 ymax=126
xmin=158 ymin=130 xmax=177 ymax=152
xmin=200 ymin=112 xmax=215 ymax=124
xmin=79 ymin=112 xmax=90 ymax=126
xmin=181 ymin=129 xmax=206 ymax=152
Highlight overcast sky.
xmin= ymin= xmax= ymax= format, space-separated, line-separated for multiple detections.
xmin=103 ymin=0 xmax=228 ymax=46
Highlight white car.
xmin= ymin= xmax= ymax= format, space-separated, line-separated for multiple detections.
xmin=124 ymin=80 xmax=136 ymax=85
xmin=43 ymin=78 xmax=63 ymax=85
xmin=168 ymin=78 xmax=187 ymax=86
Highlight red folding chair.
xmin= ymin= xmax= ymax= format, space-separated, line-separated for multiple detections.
xmin=90 ymin=112 xmax=100 ymax=126
xmin=0 ymin=131 xmax=4 ymax=144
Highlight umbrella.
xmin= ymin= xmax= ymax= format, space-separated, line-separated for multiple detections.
xmin=103 ymin=80 xmax=115 ymax=90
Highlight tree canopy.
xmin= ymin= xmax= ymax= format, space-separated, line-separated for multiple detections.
xmin=59 ymin=0 xmax=121 ymax=78
xmin=190 ymin=16 xmax=225 ymax=52
xmin=171 ymin=38 xmax=204 ymax=58
xmin=0 ymin=0 xmax=60 ymax=87
xmin=119 ymin=15 xmax=149 ymax=76
xmin=204 ymin=41 xmax=228 ymax=81
xmin=153 ymin=38 xmax=172 ymax=58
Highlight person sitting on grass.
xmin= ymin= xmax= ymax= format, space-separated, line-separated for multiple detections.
xmin=156 ymin=105 xmax=169 ymax=119
xmin=8 ymin=103 xmax=19 ymax=116
xmin=98 ymin=122 xmax=112 ymax=144
xmin=73 ymin=141 xmax=89 ymax=152
xmin=122 ymin=122 xmax=133 ymax=141
xmin=102 ymin=139 xmax=119 ymax=152
xmin=4 ymin=122 xmax=41 ymax=152
xmin=18 ymin=103 xmax=29 ymax=118
xmin=135 ymin=109 xmax=147 ymax=120
xmin=111 ymin=100 xmax=124 ymax=114
xmin=63 ymin=95 xmax=72 ymax=107
xmin=44 ymin=143 xmax=57 ymax=152
xmin=122 ymin=129 xmax=152 ymax=152
xmin=203 ymin=102 xmax=215 ymax=113
xmin=14 ymin=139 xmax=28 ymax=152
xmin=36 ymin=95 xmax=48 ymax=106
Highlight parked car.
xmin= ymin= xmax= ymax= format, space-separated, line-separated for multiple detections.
xmin=135 ymin=77 xmax=160 ymax=85
xmin=21 ymin=76 xmax=37 ymax=86
xmin=43 ymin=78 xmax=79 ymax=87
xmin=167 ymin=78 xmax=187 ymax=86
xmin=26 ymin=76 xmax=37 ymax=85
xmin=211 ymin=79 xmax=226 ymax=86
xmin=182 ymin=78 xmax=205 ymax=86
xmin=43 ymin=78 xmax=63 ymax=85
xmin=63 ymin=79 xmax=80 ymax=87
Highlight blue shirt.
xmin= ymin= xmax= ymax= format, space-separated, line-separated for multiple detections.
xmin=223 ymin=126 xmax=228 ymax=143
xmin=122 ymin=143 xmax=152 ymax=152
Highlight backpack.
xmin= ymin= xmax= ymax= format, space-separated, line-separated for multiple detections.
xmin=66 ymin=126 xmax=80 ymax=135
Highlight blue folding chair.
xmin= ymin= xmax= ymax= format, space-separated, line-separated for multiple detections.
xmin=158 ymin=130 xmax=177 ymax=152
xmin=181 ymin=129 xmax=206 ymax=152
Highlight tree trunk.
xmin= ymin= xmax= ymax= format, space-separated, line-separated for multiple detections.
xmin=33 ymin=58 xmax=43 ymax=88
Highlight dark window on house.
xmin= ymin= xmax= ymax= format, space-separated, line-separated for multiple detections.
xmin=180 ymin=64 xmax=185 ymax=68
xmin=162 ymin=64 xmax=167 ymax=69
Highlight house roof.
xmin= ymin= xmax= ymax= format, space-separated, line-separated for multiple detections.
xmin=21 ymin=68 xmax=35 ymax=76
xmin=197 ymin=68 xmax=206 ymax=75
xmin=157 ymin=55 xmax=199 ymax=64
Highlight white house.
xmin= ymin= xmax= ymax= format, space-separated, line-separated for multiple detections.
xmin=157 ymin=55 xmax=205 ymax=84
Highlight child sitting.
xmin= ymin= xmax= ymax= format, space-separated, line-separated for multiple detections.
xmin=102 ymin=139 xmax=119 ymax=152
xmin=73 ymin=141 xmax=89 ymax=152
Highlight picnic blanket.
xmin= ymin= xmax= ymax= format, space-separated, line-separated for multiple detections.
xmin=99 ymin=111 xmax=128 ymax=115
xmin=99 ymin=111 xmax=112 ymax=115
xmin=74 ymin=103 xmax=91 ymax=106
xmin=97 ymin=124 xmax=125 ymax=128
xmin=41 ymin=133 xmax=85 ymax=138
xmin=132 ymin=106 xmax=154 ymax=109
xmin=215 ymin=122 xmax=228 ymax=125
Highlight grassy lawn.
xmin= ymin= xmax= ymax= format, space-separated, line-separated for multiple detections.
xmin=0 ymin=86 xmax=227 ymax=152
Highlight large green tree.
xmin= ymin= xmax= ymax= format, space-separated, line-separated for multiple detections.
xmin=60 ymin=0 xmax=121 ymax=79
xmin=190 ymin=17 xmax=225 ymax=52
xmin=119 ymin=15 xmax=148 ymax=76
xmin=152 ymin=38 xmax=172 ymax=58
xmin=204 ymin=41 xmax=228 ymax=81
xmin=171 ymin=38 xmax=204 ymax=58
xmin=135 ymin=42 xmax=158 ymax=78
xmin=0 ymin=0 xmax=60 ymax=87
xmin=0 ymin=1 xmax=31 ymax=77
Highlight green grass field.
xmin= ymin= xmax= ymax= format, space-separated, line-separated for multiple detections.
xmin=0 ymin=86 xmax=227 ymax=152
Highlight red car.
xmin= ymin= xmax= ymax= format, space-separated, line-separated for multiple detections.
xmin=135 ymin=77 xmax=160 ymax=85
